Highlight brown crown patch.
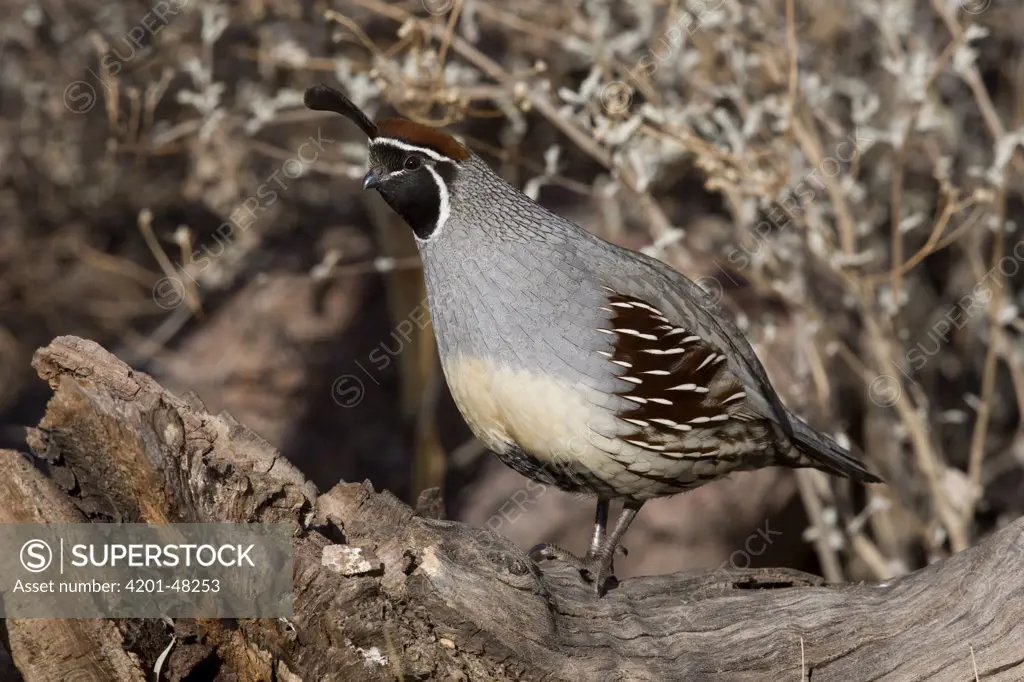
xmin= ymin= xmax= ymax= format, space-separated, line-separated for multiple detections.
xmin=376 ymin=118 xmax=470 ymax=161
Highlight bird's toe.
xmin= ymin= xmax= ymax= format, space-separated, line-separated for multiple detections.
xmin=529 ymin=542 xmax=617 ymax=595
xmin=528 ymin=542 xmax=583 ymax=567
xmin=583 ymin=553 xmax=616 ymax=596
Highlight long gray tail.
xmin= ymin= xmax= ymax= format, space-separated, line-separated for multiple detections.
xmin=787 ymin=414 xmax=882 ymax=483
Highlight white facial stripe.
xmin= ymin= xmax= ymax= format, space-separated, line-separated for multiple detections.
xmin=371 ymin=137 xmax=454 ymax=164
xmin=423 ymin=165 xmax=450 ymax=241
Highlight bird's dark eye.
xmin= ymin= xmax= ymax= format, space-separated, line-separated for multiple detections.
xmin=403 ymin=155 xmax=422 ymax=171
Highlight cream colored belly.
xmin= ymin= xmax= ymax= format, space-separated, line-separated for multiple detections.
xmin=443 ymin=356 xmax=609 ymax=462
xmin=442 ymin=355 xmax=753 ymax=498
xmin=444 ymin=352 xmax=659 ymax=491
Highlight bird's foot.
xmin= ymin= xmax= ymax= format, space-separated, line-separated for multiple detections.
xmin=528 ymin=543 xmax=626 ymax=596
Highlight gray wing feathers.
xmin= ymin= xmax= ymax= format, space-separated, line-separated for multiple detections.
xmin=607 ymin=248 xmax=795 ymax=436
xmin=610 ymin=249 xmax=878 ymax=482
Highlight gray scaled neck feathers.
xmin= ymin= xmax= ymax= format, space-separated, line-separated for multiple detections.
xmin=362 ymin=117 xmax=600 ymax=370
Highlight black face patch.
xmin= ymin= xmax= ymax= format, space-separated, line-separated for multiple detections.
xmin=377 ymin=166 xmax=440 ymax=239
xmin=434 ymin=161 xmax=456 ymax=186
xmin=367 ymin=142 xmax=457 ymax=240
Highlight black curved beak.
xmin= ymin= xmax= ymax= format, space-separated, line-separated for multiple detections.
xmin=362 ymin=170 xmax=380 ymax=190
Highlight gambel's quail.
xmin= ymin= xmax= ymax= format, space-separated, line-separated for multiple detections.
xmin=305 ymin=84 xmax=882 ymax=595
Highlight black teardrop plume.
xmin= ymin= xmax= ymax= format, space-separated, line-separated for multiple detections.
xmin=303 ymin=84 xmax=378 ymax=139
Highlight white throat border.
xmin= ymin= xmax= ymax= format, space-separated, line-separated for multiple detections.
xmin=371 ymin=137 xmax=455 ymax=242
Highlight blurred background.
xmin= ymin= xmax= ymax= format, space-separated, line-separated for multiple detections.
xmin=1 ymin=0 xmax=1022 ymax=583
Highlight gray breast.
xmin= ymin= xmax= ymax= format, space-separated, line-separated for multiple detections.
xmin=419 ymin=220 xmax=623 ymax=397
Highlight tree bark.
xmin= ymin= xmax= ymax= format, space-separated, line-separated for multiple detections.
xmin=1 ymin=336 xmax=1023 ymax=681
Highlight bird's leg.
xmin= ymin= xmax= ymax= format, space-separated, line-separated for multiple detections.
xmin=583 ymin=500 xmax=642 ymax=595
xmin=586 ymin=498 xmax=610 ymax=559
xmin=529 ymin=499 xmax=641 ymax=596
xmin=529 ymin=499 xmax=609 ymax=569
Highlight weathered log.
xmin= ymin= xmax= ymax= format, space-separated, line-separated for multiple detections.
xmin=1 ymin=336 xmax=1022 ymax=681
